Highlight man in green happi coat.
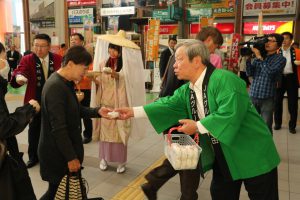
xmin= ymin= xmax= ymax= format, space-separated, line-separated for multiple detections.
xmin=116 ymin=40 xmax=280 ymax=200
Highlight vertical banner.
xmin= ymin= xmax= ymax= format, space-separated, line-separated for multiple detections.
xmin=83 ymin=16 xmax=94 ymax=55
xmin=257 ymin=11 xmax=263 ymax=36
xmin=200 ymin=17 xmax=214 ymax=27
xmin=146 ymin=19 xmax=160 ymax=61
xmin=228 ymin=33 xmax=241 ymax=73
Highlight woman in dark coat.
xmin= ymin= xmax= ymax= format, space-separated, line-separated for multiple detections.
xmin=38 ymin=46 xmax=111 ymax=200
xmin=0 ymin=42 xmax=40 ymax=200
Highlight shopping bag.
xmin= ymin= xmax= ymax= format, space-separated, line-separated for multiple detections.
xmin=55 ymin=170 xmax=104 ymax=200
xmin=55 ymin=171 xmax=87 ymax=200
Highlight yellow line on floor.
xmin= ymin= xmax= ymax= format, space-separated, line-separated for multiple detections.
xmin=111 ymin=156 xmax=166 ymax=200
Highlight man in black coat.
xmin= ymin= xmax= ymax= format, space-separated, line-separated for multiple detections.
xmin=159 ymin=37 xmax=177 ymax=79
xmin=274 ymin=32 xmax=299 ymax=134
xmin=38 ymin=46 xmax=111 ymax=200
xmin=6 ymin=44 xmax=21 ymax=81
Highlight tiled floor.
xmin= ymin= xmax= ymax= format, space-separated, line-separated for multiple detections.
xmin=5 ymin=93 xmax=300 ymax=200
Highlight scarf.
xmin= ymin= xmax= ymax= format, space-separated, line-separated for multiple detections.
xmin=190 ymin=63 xmax=232 ymax=181
xmin=34 ymin=53 xmax=55 ymax=102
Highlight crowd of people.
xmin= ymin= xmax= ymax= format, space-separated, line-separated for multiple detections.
xmin=0 ymin=27 xmax=299 ymax=200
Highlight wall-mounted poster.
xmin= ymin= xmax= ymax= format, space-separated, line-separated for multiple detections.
xmin=29 ymin=0 xmax=55 ymax=28
xmin=243 ymin=0 xmax=297 ymax=16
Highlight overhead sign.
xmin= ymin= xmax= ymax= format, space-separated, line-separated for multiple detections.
xmin=145 ymin=24 xmax=178 ymax=35
xmin=186 ymin=7 xmax=212 ymax=22
xmin=67 ymin=0 xmax=96 ymax=7
xmin=243 ymin=21 xmax=293 ymax=34
xmin=68 ymin=8 xmax=93 ymax=24
xmin=153 ymin=9 xmax=175 ymax=23
xmin=101 ymin=6 xmax=135 ymax=16
xmin=243 ymin=0 xmax=297 ymax=16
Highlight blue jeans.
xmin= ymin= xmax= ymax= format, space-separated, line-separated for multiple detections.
xmin=251 ymin=97 xmax=274 ymax=133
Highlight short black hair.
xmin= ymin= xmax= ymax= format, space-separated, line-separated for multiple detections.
xmin=62 ymin=46 xmax=92 ymax=67
xmin=196 ymin=27 xmax=224 ymax=46
xmin=34 ymin=34 xmax=51 ymax=44
xmin=269 ymin=33 xmax=284 ymax=47
xmin=281 ymin=32 xmax=293 ymax=40
xmin=168 ymin=38 xmax=177 ymax=43
xmin=71 ymin=33 xmax=84 ymax=41
xmin=60 ymin=43 xmax=66 ymax=48
xmin=0 ymin=42 xmax=5 ymax=54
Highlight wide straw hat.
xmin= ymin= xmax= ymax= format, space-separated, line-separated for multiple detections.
xmin=97 ymin=30 xmax=140 ymax=50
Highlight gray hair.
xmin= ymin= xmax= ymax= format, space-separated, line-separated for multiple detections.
xmin=175 ymin=40 xmax=210 ymax=65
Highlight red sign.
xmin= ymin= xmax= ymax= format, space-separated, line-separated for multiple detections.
xmin=228 ymin=33 xmax=241 ymax=73
xmin=67 ymin=0 xmax=96 ymax=7
xmin=243 ymin=22 xmax=287 ymax=35
xmin=145 ymin=24 xmax=178 ymax=35
xmin=190 ymin=23 xmax=234 ymax=34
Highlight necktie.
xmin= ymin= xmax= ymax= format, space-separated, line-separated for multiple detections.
xmin=42 ymin=59 xmax=48 ymax=79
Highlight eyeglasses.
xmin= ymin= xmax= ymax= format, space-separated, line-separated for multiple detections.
xmin=34 ymin=45 xmax=49 ymax=49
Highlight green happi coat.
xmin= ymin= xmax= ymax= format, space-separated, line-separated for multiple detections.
xmin=144 ymin=69 xmax=280 ymax=181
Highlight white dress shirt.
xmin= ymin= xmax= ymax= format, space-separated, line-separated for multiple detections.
xmin=282 ymin=47 xmax=293 ymax=74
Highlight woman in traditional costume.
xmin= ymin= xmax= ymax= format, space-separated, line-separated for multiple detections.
xmin=91 ymin=30 xmax=146 ymax=173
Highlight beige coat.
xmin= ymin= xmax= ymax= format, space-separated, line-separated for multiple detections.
xmin=92 ymin=61 xmax=131 ymax=145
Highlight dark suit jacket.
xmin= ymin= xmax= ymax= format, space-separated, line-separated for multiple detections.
xmin=6 ymin=50 xmax=21 ymax=70
xmin=159 ymin=55 xmax=186 ymax=97
xmin=39 ymin=72 xmax=100 ymax=184
xmin=10 ymin=53 xmax=62 ymax=104
xmin=159 ymin=48 xmax=172 ymax=78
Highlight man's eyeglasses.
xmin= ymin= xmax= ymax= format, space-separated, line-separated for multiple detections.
xmin=34 ymin=45 xmax=48 ymax=49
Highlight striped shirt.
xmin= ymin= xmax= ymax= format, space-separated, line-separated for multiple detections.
xmin=246 ymin=53 xmax=286 ymax=99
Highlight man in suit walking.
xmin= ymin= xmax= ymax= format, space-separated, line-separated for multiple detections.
xmin=159 ymin=37 xmax=177 ymax=79
xmin=6 ymin=44 xmax=21 ymax=81
xmin=10 ymin=34 xmax=62 ymax=168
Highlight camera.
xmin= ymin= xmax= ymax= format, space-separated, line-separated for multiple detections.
xmin=239 ymin=35 xmax=269 ymax=57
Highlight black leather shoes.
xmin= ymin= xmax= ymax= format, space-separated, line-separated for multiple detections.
xmin=83 ymin=137 xmax=92 ymax=144
xmin=26 ymin=160 xmax=38 ymax=168
xmin=289 ymin=129 xmax=296 ymax=134
xmin=274 ymin=125 xmax=281 ymax=130
xmin=141 ymin=183 xmax=157 ymax=200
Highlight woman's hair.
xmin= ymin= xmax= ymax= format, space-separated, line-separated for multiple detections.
xmin=107 ymin=43 xmax=123 ymax=72
xmin=62 ymin=46 xmax=92 ymax=67
xmin=0 ymin=42 xmax=5 ymax=54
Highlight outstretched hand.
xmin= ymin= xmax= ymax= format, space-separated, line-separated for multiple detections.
xmin=178 ymin=119 xmax=198 ymax=135
xmin=114 ymin=107 xmax=134 ymax=120
xmin=98 ymin=107 xmax=114 ymax=119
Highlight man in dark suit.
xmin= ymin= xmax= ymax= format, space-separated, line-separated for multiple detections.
xmin=6 ymin=44 xmax=21 ymax=81
xmin=10 ymin=34 xmax=62 ymax=168
xmin=274 ymin=32 xmax=299 ymax=134
xmin=159 ymin=37 xmax=177 ymax=79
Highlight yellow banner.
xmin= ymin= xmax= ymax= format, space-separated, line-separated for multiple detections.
xmin=146 ymin=19 xmax=160 ymax=61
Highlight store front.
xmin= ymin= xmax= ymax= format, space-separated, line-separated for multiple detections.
xmin=0 ymin=0 xmax=25 ymax=53
xmin=243 ymin=21 xmax=294 ymax=41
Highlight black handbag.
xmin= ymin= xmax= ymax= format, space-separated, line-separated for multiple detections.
xmin=55 ymin=170 xmax=103 ymax=200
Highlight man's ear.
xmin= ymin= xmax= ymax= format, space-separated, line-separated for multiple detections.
xmin=193 ymin=56 xmax=202 ymax=66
